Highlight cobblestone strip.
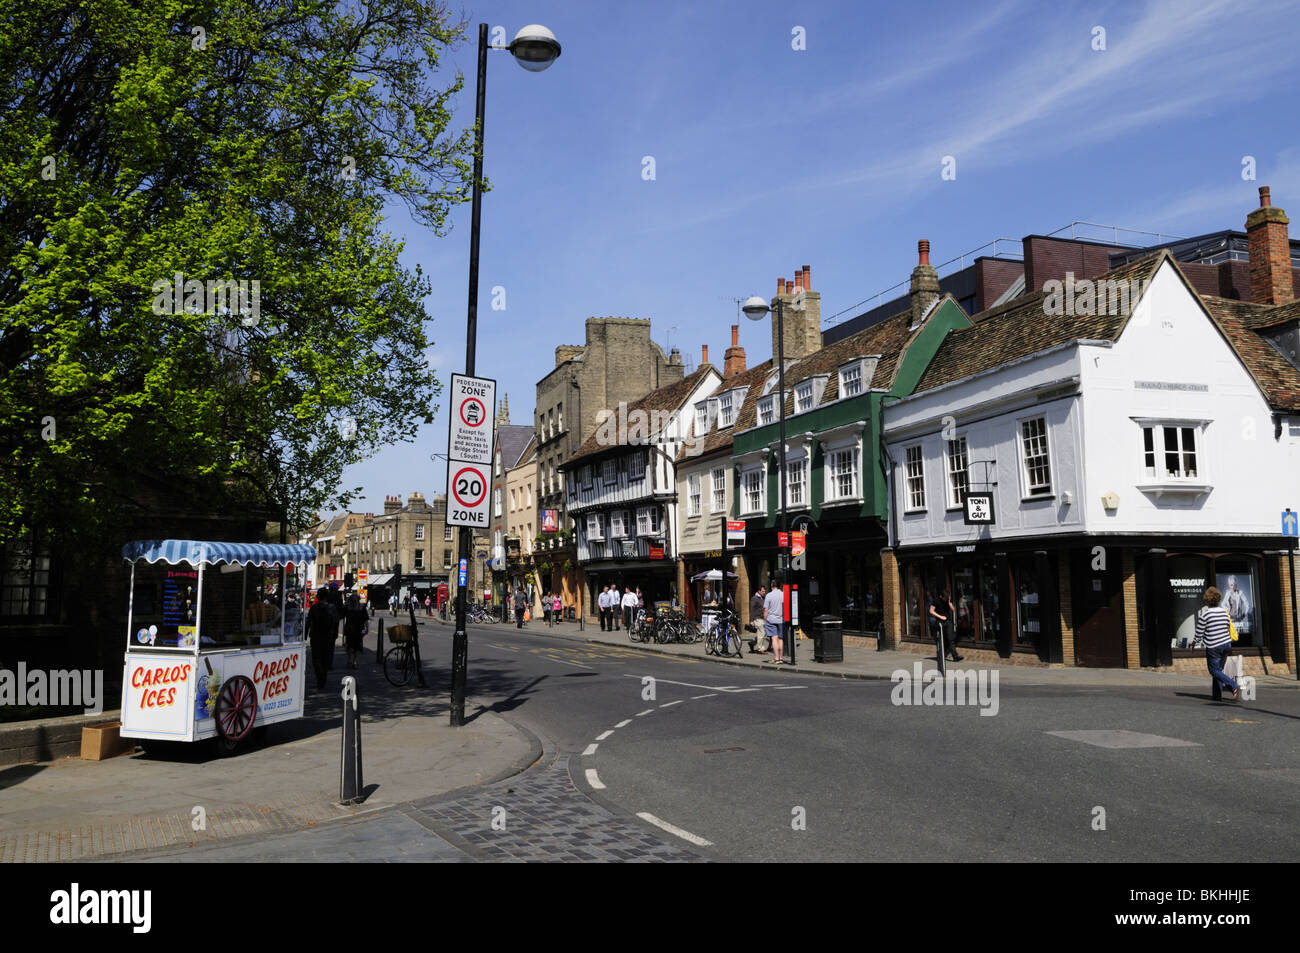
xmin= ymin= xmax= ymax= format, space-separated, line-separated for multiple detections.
xmin=407 ymin=749 xmax=709 ymax=862
xmin=0 ymin=792 xmax=351 ymax=862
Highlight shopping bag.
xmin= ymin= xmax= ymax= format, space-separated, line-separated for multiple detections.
xmin=1224 ymin=654 xmax=1243 ymax=680
xmin=1229 ymin=620 xmax=1239 ymax=642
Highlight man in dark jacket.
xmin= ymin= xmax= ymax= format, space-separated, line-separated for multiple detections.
xmin=306 ymin=589 xmax=340 ymax=689
xmin=514 ymin=588 xmax=527 ymax=628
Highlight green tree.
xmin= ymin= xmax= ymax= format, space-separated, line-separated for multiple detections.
xmin=0 ymin=0 xmax=476 ymax=554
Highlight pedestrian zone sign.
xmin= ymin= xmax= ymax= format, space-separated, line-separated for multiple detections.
xmin=1284 ymin=509 xmax=1298 ymax=537
xmin=446 ymin=373 xmax=496 ymax=528
xmin=458 ymin=557 xmax=468 ymax=587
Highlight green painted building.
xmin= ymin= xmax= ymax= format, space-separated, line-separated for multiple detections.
xmin=729 ymin=259 xmax=971 ymax=637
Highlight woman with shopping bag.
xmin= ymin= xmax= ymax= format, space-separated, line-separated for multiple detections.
xmin=1193 ymin=586 xmax=1240 ymax=701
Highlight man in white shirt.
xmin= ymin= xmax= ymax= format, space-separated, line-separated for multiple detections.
xmin=609 ymin=585 xmax=621 ymax=630
xmin=763 ymin=578 xmax=787 ymax=664
xmin=621 ymin=586 xmax=638 ymax=630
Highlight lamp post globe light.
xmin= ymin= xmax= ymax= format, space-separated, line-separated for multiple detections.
xmin=451 ymin=21 xmax=560 ymax=728
xmin=742 ymin=294 xmax=794 ymax=664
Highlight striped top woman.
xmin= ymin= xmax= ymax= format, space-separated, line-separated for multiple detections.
xmin=1194 ymin=586 xmax=1239 ymax=701
xmin=1194 ymin=590 xmax=1232 ymax=649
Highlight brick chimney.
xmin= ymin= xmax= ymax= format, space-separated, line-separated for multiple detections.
xmin=702 ymin=344 xmax=709 ymax=366
xmin=723 ymin=324 xmax=747 ymax=379
xmin=1247 ymin=186 xmax=1294 ymax=305
xmin=772 ymin=263 xmax=821 ymax=361
xmin=384 ymin=494 xmax=402 ymax=515
xmin=909 ymin=240 xmax=941 ymax=327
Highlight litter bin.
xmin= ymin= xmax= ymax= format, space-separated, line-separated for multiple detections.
xmin=812 ymin=614 xmax=843 ymax=663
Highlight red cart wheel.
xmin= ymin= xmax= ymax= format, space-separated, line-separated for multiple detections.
xmin=214 ymin=675 xmax=257 ymax=752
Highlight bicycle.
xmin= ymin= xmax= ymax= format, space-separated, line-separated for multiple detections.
xmin=704 ymin=610 xmax=744 ymax=657
xmin=383 ymin=624 xmax=423 ymax=686
xmin=629 ymin=607 xmax=649 ymax=642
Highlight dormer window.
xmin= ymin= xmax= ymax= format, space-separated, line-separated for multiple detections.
xmin=793 ymin=376 xmax=828 ymax=414
xmin=694 ymin=401 xmax=709 ymax=437
xmin=718 ymin=392 xmax=735 ymax=428
xmin=758 ymin=395 xmax=777 ymax=427
xmin=838 ymin=358 xmax=879 ymax=398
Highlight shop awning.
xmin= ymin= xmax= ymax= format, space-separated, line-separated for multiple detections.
xmin=122 ymin=539 xmax=317 ymax=568
xmin=368 ymin=573 xmax=394 ymax=586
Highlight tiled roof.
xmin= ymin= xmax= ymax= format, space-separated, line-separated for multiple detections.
xmin=1240 ymin=298 xmax=1300 ymax=330
xmin=915 ymin=254 xmax=1164 ymax=392
xmin=564 ymin=365 xmax=718 ymax=467
xmin=730 ymin=301 xmax=936 ymax=436
xmin=674 ymin=359 xmax=775 ymax=462
xmin=1202 ymin=296 xmax=1300 ymax=413
xmin=497 ymin=424 xmax=537 ymax=471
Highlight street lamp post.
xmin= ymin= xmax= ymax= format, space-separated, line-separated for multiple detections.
xmin=451 ymin=23 xmax=561 ymax=727
xmin=742 ymin=294 xmax=794 ymax=664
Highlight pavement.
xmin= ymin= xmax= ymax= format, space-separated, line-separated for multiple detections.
xmin=438 ymin=611 xmax=1300 ymax=691
xmin=0 ymin=625 xmax=538 ymax=863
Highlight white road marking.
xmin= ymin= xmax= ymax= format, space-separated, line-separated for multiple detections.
xmin=636 ymin=709 xmax=654 ymax=717
xmin=585 ymin=769 xmax=606 ymax=790
xmin=660 ymin=700 xmax=682 ymax=707
xmin=548 ymin=657 xmax=593 ymax=668
xmin=751 ymin=683 xmax=785 ymax=687
xmin=771 ymin=685 xmax=807 ymax=690
xmin=1046 ymin=730 xmax=1200 ymax=749
xmin=615 ymin=719 xmax=632 ymax=728
xmin=596 ymin=730 xmax=614 ymax=740
xmin=582 ymin=744 xmax=599 ymax=756
xmin=623 ymin=675 xmax=741 ymax=692
xmin=691 ymin=693 xmax=718 ymax=700
xmin=636 ymin=812 xmax=713 ymax=847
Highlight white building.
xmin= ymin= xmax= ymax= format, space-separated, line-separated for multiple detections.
xmin=883 ymin=250 xmax=1300 ymax=673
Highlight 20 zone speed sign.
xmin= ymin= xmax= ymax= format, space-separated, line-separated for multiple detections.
xmin=448 ymin=464 xmax=490 ymax=528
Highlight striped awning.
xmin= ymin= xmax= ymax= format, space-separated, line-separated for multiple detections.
xmin=122 ymin=539 xmax=317 ymax=568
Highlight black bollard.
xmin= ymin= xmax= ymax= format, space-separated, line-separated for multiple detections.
xmin=375 ymin=616 xmax=384 ymax=663
xmin=339 ymin=676 xmax=363 ymax=804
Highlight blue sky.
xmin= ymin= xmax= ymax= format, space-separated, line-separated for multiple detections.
xmin=331 ymin=0 xmax=1300 ymax=518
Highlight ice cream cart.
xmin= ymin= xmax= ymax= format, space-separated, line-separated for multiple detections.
xmin=120 ymin=539 xmax=316 ymax=753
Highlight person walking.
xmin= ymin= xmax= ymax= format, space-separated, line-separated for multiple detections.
xmin=343 ymin=593 xmax=368 ymax=669
xmin=597 ymin=584 xmax=608 ymax=630
xmin=763 ymin=579 xmax=786 ymax=664
xmin=610 ymin=584 xmax=621 ymax=630
xmin=389 ymin=592 xmax=397 ymax=616
xmin=749 ymin=585 xmax=769 ymax=653
xmin=514 ymin=587 xmax=527 ymax=628
xmin=926 ymin=585 xmax=963 ymax=662
xmin=541 ymin=590 xmax=551 ymax=627
xmin=621 ymin=585 xmax=638 ymax=631
xmin=1194 ymin=586 xmax=1240 ymax=701
xmin=305 ymin=587 xmax=339 ymax=690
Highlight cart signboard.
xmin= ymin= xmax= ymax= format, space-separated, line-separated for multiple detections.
xmin=119 ymin=540 xmax=315 ymax=749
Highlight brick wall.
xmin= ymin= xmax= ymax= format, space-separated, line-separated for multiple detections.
xmin=880 ymin=547 xmax=900 ymax=649
xmin=1122 ymin=549 xmax=1140 ymax=669
xmin=974 ymin=258 xmax=1025 ymax=313
xmin=1280 ymin=552 xmax=1297 ymax=674
xmin=1059 ymin=556 xmax=1075 ymax=665
xmin=1023 ymin=236 xmax=1122 ymax=293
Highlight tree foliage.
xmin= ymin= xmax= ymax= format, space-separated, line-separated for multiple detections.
xmin=0 ymin=0 xmax=475 ymax=551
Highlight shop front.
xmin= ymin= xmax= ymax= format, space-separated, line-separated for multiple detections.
xmin=741 ymin=517 xmax=887 ymax=637
xmin=582 ymin=546 xmax=678 ymax=614
xmin=891 ymin=535 xmax=1296 ymax=672
xmin=895 ymin=540 xmax=1065 ymax=663
xmin=1133 ymin=540 xmax=1295 ymax=674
